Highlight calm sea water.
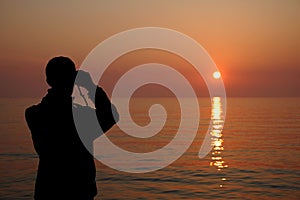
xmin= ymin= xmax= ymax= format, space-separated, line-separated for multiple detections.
xmin=0 ymin=98 xmax=299 ymax=199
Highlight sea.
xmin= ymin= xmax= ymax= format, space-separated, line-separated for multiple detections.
xmin=0 ymin=97 xmax=299 ymax=200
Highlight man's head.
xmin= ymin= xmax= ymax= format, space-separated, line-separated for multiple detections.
xmin=46 ymin=56 xmax=77 ymax=91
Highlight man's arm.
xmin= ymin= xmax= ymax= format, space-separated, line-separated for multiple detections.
xmin=94 ymin=87 xmax=119 ymax=133
xmin=76 ymin=71 xmax=119 ymax=134
xmin=25 ymin=106 xmax=43 ymax=156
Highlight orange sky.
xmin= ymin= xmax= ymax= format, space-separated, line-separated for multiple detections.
xmin=0 ymin=0 xmax=299 ymax=97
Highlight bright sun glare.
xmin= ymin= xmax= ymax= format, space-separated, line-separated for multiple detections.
xmin=213 ymin=71 xmax=221 ymax=79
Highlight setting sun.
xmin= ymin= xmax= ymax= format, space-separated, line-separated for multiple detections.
xmin=213 ymin=71 xmax=221 ymax=79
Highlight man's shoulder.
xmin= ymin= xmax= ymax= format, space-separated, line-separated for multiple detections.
xmin=25 ymin=104 xmax=42 ymax=120
xmin=25 ymin=104 xmax=38 ymax=113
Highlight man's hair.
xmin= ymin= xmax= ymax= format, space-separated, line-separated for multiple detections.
xmin=46 ymin=56 xmax=76 ymax=88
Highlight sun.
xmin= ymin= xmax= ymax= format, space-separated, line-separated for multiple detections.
xmin=213 ymin=71 xmax=221 ymax=79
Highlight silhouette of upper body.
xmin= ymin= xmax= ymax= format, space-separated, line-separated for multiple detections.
xmin=25 ymin=57 xmax=118 ymax=200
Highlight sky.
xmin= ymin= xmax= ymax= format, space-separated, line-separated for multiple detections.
xmin=0 ymin=0 xmax=300 ymax=97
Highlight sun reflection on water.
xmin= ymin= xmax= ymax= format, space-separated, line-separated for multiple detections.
xmin=209 ymin=97 xmax=228 ymax=187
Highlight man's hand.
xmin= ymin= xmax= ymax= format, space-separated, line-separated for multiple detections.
xmin=75 ymin=70 xmax=96 ymax=90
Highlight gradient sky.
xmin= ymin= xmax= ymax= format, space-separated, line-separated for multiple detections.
xmin=1 ymin=0 xmax=299 ymax=97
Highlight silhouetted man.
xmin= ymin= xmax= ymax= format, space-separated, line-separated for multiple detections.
xmin=25 ymin=56 xmax=118 ymax=200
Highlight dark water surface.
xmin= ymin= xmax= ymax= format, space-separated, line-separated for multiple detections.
xmin=0 ymin=98 xmax=299 ymax=199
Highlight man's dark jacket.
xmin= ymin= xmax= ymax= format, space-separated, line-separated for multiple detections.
xmin=25 ymin=87 xmax=117 ymax=200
